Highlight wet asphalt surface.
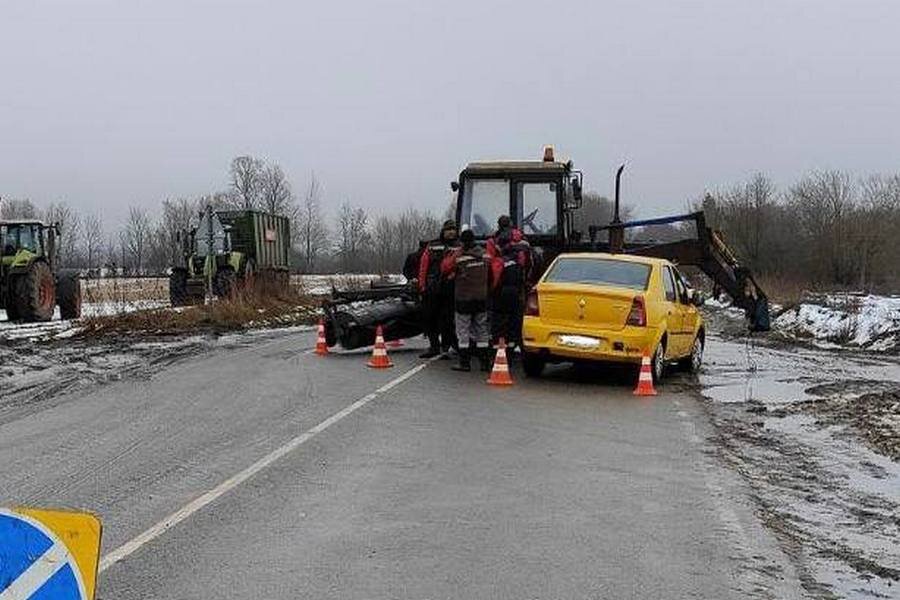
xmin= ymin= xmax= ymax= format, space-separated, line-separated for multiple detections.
xmin=1 ymin=329 xmax=808 ymax=599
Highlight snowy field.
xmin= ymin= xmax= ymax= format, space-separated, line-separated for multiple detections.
xmin=775 ymin=293 xmax=900 ymax=351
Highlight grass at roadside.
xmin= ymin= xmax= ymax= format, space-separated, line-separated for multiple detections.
xmin=77 ymin=289 xmax=318 ymax=338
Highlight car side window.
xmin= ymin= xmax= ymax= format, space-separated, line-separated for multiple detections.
xmin=663 ymin=266 xmax=677 ymax=302
xmin=672 ymin=268 xmax=690 ymax=304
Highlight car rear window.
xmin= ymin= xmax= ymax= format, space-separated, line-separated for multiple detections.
xmin=544 ymin=258 xmax=651 ymax=290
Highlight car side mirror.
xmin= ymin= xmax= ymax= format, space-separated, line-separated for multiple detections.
xmin=450 ymin=181 xmax=459 ymax=192
xmin=572 ymin=178 xmax=582 ymax=205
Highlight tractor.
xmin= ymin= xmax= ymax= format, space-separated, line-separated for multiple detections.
xmin=170 ymin=208 xmax=291 ymax=305
xmin=323 ymin=148 xmax=770 ymax=349
xmin=0 ymin=219 xmax=82 ymax=322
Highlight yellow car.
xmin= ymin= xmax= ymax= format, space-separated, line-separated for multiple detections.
xmin=521 ymin=253 xmax=705 ymax=381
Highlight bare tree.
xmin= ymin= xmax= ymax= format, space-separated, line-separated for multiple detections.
xmin=124 ymin=206 xmax=153 ymax=274
xmin=83 ymin=213 xmax=104 ymax=273
xmin=297 ymin=174 xmax=330 ymax=272
xmin=0 ymin=198 xmax=38 ymax=219
xmin=372 ymin=215 xmax=396 ymax=273
xmin=156 ymin=198 xmax=196 ymax=267
xmin=259 ymin=163 xmax=294 ymax=215
xmin=44 ymin=202 xmax=81 ymax=267
xmin=228 ymin=155 xmax=264 ymax=209
xmin=336 ymin=202 xmax=371 ymax=272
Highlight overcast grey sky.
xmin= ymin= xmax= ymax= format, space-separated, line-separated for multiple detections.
xmin=2 ymin=0 xmax=898 ymax=226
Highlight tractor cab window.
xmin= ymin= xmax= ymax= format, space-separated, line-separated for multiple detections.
xmin=460 ymin=179 xmax=510 ymax=237
xmin=2 ymin=225 xmax=39 ymax=255
xmin=517 ymin=182 xmax=558 ymax=236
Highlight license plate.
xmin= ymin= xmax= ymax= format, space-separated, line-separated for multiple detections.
xmin=557 ymin=334 xmax=601 ymax=349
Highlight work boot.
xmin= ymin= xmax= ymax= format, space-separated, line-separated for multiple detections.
xmin=451 ymin=349 xmax=471 ymax=372
xmin=419 ymin=345 xmax=441 ymax=359
xmin=478 ymin=348 xmax=492 ymax=372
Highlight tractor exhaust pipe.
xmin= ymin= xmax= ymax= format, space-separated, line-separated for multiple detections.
xmin=609 ymin=164 xmax=626 ymax=253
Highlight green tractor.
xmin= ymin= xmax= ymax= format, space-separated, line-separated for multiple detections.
xmin=170 ymin=208 xmax=291 ymax=306
xmin=0 ymin=220 xmax=82 ymax=322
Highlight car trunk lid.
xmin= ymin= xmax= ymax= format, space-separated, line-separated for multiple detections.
xmin=537 ymin=282 xmax=638 ymax=332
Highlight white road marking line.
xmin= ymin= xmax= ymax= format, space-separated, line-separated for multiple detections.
xmin=0 ymin=541 xmax=70 ymax=600
xmin=98 ymin=359 xmax=435 ymax=574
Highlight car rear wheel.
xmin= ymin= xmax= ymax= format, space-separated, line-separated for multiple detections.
xmin=679 ymin=335 xmax=704 ymax=373
xmin=523 ymin=353 xmax=545 ymax=378
xmin=651 ymin=341 xmax=666 ymax=383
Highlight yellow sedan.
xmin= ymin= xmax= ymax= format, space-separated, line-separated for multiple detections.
xmin=521 ymin=253 xmax=705 ymax=381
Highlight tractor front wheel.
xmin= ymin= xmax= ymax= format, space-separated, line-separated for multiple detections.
xmin=12 ymin=261 xmax=56 ymax=322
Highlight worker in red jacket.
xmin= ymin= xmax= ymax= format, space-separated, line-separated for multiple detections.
xmin=417 ymin=220 xmax=459 ymax=358
xmin=486 ymin=215 xmax=531 ymax=350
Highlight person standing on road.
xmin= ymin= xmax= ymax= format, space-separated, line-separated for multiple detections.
xmin=417 ymin=220 xmax=460 ymax=358
xmin=487 ymin=215 xmax=531 ymax=350
xmin=403 ymin=240 xmax=427 ymax=288
xmin=440 ymin=227 xmax=492 ymax=372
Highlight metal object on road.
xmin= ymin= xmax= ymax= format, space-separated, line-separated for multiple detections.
xmin=0 ymin=507 xmax=102 ymax=600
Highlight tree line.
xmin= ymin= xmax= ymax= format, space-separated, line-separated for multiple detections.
xmin=699 ymin=171 xmax=900 ymax=290
xmin=0 ymin=156 xmax=443 ymax=275
xmin=3 ymin=164 xmax=899 ymax=289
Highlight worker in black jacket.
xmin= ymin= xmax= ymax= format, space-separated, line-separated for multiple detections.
xmin=417 ymin=220 xmax=459 ymax=358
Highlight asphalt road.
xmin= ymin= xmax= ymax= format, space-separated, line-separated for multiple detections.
xmin=0 ymin=330 xmax=804 ymax=599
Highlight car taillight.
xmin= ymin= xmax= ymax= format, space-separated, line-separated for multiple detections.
xmin=525 ymin=289 xmax=540 ymax=316
xmin=626 ymin=296 xmax=646 ymax=326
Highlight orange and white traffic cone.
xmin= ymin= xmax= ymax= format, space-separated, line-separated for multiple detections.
xmin=367 ymin=325 xmax=394 ymax=369
xmin=315 ymin=319 xmax=329 ymax=356
xmin=486 ymin=338 xmax=514 ymax=386
xmin=633 ymin=349 xmax=657 ymax=396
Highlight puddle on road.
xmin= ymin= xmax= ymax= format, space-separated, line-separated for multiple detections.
xmin=701 ymin=334 xmax=900 ymax=405
xmin=699 ymin=333 xmax=900 ymax=599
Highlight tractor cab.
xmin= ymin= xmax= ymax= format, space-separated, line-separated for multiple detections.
xmin=453 ymin=146 xmax=583 ymax=244
xmin=0 ymin=220 xmax=57 ymax=269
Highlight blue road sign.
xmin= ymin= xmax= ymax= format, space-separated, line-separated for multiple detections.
xmin=0 ymin=509 xmax=90 ymax=599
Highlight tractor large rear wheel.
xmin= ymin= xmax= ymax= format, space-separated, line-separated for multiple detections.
xmin=57 ymin=272 xmax=82 ymax=319
xmin=169 ymin=269 xmax=189 ymax=306
xmin=12 ymin=261 xmax=56 ymax=322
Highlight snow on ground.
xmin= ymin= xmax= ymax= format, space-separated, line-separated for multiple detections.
xmin=699 ymin=335 xmax=900 ymax=598
xmin=293 ymin=273 xmax=406 ymax=296
xmin=775 ymin=293 xmax=900 ymax=351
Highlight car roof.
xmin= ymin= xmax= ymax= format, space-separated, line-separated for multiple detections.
xmin=553 ymin=252 xmax=671 ymax=267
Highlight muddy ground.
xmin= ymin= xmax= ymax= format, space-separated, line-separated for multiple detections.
xmin=1 ymin=302 xmax=899 ymax=599
xmin=700 ymin=307 xmax=900 ymax=599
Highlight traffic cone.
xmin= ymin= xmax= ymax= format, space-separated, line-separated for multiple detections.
xmin=633 ymin=349 xmax=658 ymax=396
xmin=315 ymin=319 xmax=329 ymax=356
xmin=486 ymin=338 xmax=514 ymax=386
xmin=367 ymin=325 xmax=394 ymax=369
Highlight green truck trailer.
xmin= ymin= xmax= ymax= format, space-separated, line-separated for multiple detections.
xmin=170 ymin=208 xmax=291 ymax=305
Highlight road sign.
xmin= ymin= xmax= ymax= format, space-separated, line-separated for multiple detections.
xmin=0 ymin=507 xmax=102 ymax=600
